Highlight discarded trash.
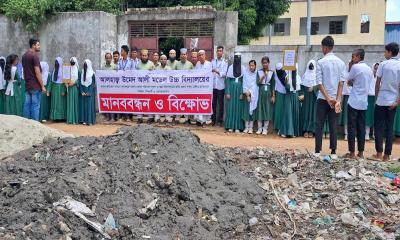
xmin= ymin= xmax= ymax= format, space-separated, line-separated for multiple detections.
xmin=53 ymin=196 xmax=95 ymax=216
xmin=249 ymin=217 xmax=258 ymax=226
xmin=384 ymin=172 xmax=396 ymax=180
xmin=335 ymin=171 xmax=352 ymax=179
xmin=312 ymin=215 xmax=334 ymax=225
xmin=104 ymin=213 xmax=117 ymax=231
xmin=323 ymin=155 xmax=332 ymax=163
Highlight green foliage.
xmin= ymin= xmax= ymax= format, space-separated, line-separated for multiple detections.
xmin=0 ymin=0 xmax=290 ymax=44
xmin=1 ymin=0 xmax=120 ymax=33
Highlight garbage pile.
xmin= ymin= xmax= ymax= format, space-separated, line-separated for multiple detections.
xmin=0 ymin=114 xmax=72 ymax=160
xmin=1 ymin=125 xmax=400 ymax=240
xmin=222 ymin=147 xmax=400 ymax=239
xmin=0 ymin=126 xmax=265 ymax=240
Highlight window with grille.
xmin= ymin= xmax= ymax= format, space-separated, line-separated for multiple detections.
xmin=130 ymin=20 xmax=214 ymax=38
xmin=361 ymin=14 xmax=370 ymax=33
xmin=329 ymin=21 xmax=344 ymax=34
xmin=274 ymin=23 xmax=285 ymax=36
xmin=311 ymin=22 xmax=319 ymax=35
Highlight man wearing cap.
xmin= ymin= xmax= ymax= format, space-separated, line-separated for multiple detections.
xmin=155 ymin=54 xmax=171 ymax=70
xmin=135 ymin=49 xmax=155 ymax=124
xmin=176 ymin=48 xmax=194 ymax=70
xmin=136 ymin=49 xmax=155 ymax=70
xmin=175 ymin=48 xmax=194 ymax=124
xmin=211 ymin=46 xmax=228 ymax=126
xmin=154 ymin=54 xmax=171 ymax=124
xmin=195 ymin=50 xmax=213 ymax=126
xmin=167 ymin=49 xmax=178 ymax=70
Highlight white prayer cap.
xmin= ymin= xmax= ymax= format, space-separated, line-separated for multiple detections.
xmin=180 ymin=48 xmax=188 ymax=54
xmin=169 ymin=49 xmax=176 ymax=54
xmin=276 ymin=63 xmax=283 ymax=70
xmin=160 ymin=54 xmax=167 ymax=59
xmin=198 ymin=50 xmax=206 ymax=55
xmin=234 ymin=52 xmax=241 ymax=56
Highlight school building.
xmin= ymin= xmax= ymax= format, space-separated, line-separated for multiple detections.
xmin=251 ymin=0 xmax=387 ymax=46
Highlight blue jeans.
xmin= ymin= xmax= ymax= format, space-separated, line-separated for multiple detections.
xmin=23 ymin=89 xmax=42 ymax=121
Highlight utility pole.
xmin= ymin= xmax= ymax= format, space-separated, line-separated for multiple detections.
xmin=268 ymin=25 xmax=272 ymax=45
xmin=306 ymin=0 xmax=312 ymax=47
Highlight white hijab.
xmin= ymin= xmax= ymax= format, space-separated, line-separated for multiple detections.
xmin=301 ymin=60 xmax=317 ymax=87
xmin=52 ymin=57 xmax=63 ymax=84
xmin=40 ymin=62 xmax=49 ymax=86
xmin=5 ymin=65 xmax=17 ymax=96
xmin=70 ymin=57 xmax=79 ymax=84
xmin=287 ymin=68 xmax=302 ymax=92
xmin=0 ymin=56 xmax=5 ymax=90
xmin=81 ymin=59 xmax=94 ymax=87
xmin=243 ymin=68 xmax=259 ymax=114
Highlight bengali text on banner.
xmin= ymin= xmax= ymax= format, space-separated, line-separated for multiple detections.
xmin=95 ymin=70 xmax=214 ymax=115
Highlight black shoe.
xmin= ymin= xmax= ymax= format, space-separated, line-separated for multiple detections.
xmin=137 ymin=119 xmax=143 ymax=124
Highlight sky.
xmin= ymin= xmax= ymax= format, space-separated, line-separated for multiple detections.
xmin=387 ymin=0 xmax=400 ymax=21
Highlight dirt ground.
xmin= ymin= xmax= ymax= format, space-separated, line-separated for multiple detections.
xmin=44 ymin=121 xmax=400 ymax=158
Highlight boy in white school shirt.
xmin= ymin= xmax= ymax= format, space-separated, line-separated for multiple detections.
xmin=343 ymin=49 xmax=373 ymax=159
xmin=372 ymin=42 xmax=400 ymax=162
xmin=314 ymin=36 xmax=346 ymax=160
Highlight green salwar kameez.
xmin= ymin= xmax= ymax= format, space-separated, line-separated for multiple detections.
xmin=0 ymin=90 xmax=5 ymax=114
xmin=279 ymin=90 xmax=300 ymax=137
xmin=394 ymin=106 xmax=400 ymax=137
xmin=5 ymin=72 xmax=24 ymax=116
xmin=39 ymin=75 xmax=51 ymax=121
xmin=79 ymin=75 xmax=96 ymax=125
xmin=254 ymin=84 xmax=274 ymax=121
xmin=273 ymin=92 xmax=285 ymax=130
xmin=66 ymin=70 xmax=81 ymax=124
xmin=299 ymin=85 xmax=318 ymax=133
xmin=49 ymin=81 xmax=67 ymax=121
xmin=224 ymin=77 xmax=244 ymax=131
xmin=366 ymin=96 xmax=375 ymax=128
xmin=339 ymin=95 xmax=349 ymax=126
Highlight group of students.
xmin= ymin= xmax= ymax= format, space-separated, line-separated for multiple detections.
xmin=0 ymin=46 xmax=96 ymax=125
xmin=223 ymin=37 xmax=400 ymax=161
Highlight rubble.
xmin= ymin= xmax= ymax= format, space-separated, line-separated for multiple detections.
xmin=0 ymin=126 xmax=265 ymax=239
xmin=0 ymin=124 xmax=399 ymax=239
xmin=0 ymin=114 xmax=72 ymax=160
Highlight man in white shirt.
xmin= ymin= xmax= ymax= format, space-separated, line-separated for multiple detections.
xmin=211 ymin=46 xmax=228 ymax=127
xmin=314 ymin=36 xmax=346 ymax=160
xmin=130 ymin=46 xmax=140 ymax=69
xmin=343 ymin=49 xmax=373 ymax=159
xmin=117 ymin=45 xmax=135 ymax=122
xmin=195 ymin=50 xmax=213 ymax=126
xmin=373 ymin=42 xmax=400 ymax=162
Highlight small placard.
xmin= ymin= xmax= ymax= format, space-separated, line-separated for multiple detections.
xmin=62 ymin=64 xmax=72 ymax=84
xmin=282 ymin=48 xmax=297 ymax=71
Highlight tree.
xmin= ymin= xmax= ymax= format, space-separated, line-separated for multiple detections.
xmin=1 ymin=0 xmax=290 ymax=44
xmin=1 ymin=0 xmax=120 ymax=33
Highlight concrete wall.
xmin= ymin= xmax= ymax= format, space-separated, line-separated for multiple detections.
xmin=235 ymin=45 xmax=385 ymax=76
xmin=0 ymin=15 xmax=34 ymax=59
xmin=0 ymin=12 xmax=117 ymax=70
xmin=252 ymin=0 xmax=386 ymax=45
